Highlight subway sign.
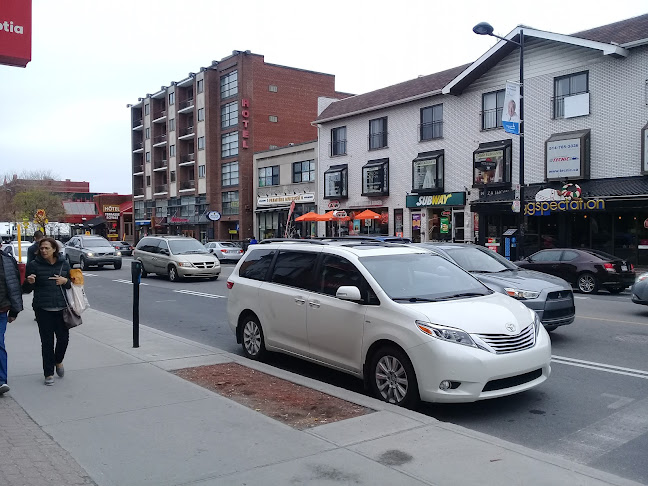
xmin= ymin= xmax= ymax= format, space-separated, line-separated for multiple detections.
xmin=525 ymin=199 xmax=605 ymax=216
xmin=406 ymin=192 xmax=465 ymax=208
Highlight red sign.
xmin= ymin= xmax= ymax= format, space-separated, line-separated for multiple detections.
xmin=0 ymin=0 xmax=32 ymax=68
xmin=241 ymin=99 xmax=250 ymax=149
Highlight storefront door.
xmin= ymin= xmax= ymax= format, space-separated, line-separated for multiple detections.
xmin=452 ymin=210 xmax=465 ymax=242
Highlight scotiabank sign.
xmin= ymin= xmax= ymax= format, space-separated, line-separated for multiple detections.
xmin=0 ymin=0 xmax=31 ymax=68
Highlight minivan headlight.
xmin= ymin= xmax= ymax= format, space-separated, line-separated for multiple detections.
xmin=504 ymin=288 xmax=540 ymax=300
xmin=415 ymin=321 xmax=477 ymax=348
xmin=86 ymin=252 xmax=94 ymax=257
xmin=177 ymin=261 xmax=194 ymax=267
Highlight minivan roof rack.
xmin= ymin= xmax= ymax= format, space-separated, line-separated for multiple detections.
xmin=258 ymin=238 xmax=326 ymax=245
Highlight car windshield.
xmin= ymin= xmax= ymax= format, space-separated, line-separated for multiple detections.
xmin=168 ymin=239 xmax=208 ymax=255
xmin=84 ymin=238 xmax=113 ymax=247
xmin=360 ymin=253 xmax=490 ymax=301
xmin=444 ymin=247 xmax=518 ymax=273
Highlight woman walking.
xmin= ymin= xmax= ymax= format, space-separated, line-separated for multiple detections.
xmin=22 ymin=237 xmax=72 ymax=386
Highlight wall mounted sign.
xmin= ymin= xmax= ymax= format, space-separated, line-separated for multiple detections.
xmin=257 ymin=193 xmax=315 ymax=206
xmin=102 ymin=205 xmax=120 ymax=220
xmin=524 ymin=199 xmax=605 ymax=216
xmin=207 ymin=211 xmax=221 ymax=221
xmin=406 ymin=192 xmax=465 ymax=208
xmin=545 ymin=129 xmax=590 ymax=181
xmin=241 ymin=99 xmax=250 ymax=149
xmin=0 ymin=0 xmax=31 ymax=68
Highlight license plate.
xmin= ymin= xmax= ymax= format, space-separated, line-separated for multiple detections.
xmin=621 ymin=265 xmax=627 ymax=271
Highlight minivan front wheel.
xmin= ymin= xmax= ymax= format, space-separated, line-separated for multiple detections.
xmin=168 ymin=265 xmax=181 ymax=282
xmin=369 ymin=346 xmax=419 ymax=409
xmin=241 ymin=315 xmax=266 ymax=360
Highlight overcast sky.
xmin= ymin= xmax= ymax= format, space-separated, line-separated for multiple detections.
xmin=1 ymin=0 xmax=646 ymax=195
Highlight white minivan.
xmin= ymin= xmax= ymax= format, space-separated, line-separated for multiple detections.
xmin=227 ymin=240 xmax=551 ymax=408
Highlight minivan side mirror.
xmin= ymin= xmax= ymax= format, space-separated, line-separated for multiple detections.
xmin=208 ymin=248 xmax=214 ymax=253
xmin=159 ymin=248 xmax=170 ymax=255
xmin=336 ymin=286 xmax=362 ymax=302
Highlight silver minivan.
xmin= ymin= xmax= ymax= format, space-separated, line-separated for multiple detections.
xmin=133 ymin=235 xmax=220 ymax=281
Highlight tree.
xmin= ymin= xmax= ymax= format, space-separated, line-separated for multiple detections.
xmin=12 ymin=190 xmax=65 ymax=235
xmin=0 ymin=171 xmax=62 ymax=222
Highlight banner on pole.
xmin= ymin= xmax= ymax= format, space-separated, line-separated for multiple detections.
xmin=502 ymin=81 xmax=521 ymax=135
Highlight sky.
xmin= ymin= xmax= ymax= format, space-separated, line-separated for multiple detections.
xmin=1 ymin=0 xmax=647 ymax=195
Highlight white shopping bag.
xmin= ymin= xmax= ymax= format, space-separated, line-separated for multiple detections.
xmin=67 ymin=283 xmax=90 ymax=314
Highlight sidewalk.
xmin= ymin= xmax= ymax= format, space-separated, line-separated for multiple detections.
xmin=2 ymin=298 xmax=643 ymax=486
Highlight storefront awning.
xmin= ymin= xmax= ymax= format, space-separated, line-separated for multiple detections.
xmin=83 ymin=216 xmax=106 ymax=227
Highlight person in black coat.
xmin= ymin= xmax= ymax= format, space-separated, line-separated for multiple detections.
xmin=22 ymin=237 xmax=72 ymax=386
xmin=1 ymin=247 xmax=24 ymax=395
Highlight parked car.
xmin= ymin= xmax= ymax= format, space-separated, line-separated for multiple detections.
xmin=133 ymin=235 xmax=220 ymax=281
xmin=65 ymin=235 xmax=122 ymax=270
xmin=205 ymin=241 xmax=244 ymax=262
xmin=1 ymin=241 xmax=30 ymax=262
xmin=631 ymin=273 xmax=648 ymax=305
xmin=227 ymin=240 xmax=551 ymax=407
xmin=515 ymin=248 xmax=635 ymax=294
xmin=111 ymin=240 xmax=134 ymax=256
xmin=414 ymin=243 xmax=575 ymax=332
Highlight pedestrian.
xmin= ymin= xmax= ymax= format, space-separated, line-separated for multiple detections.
xmin=1 ymin=246 xmax=24 ymax=395
xmin=27 ymin=230 xmax=44 ymax=264
xmin=22 ymin=237 xmax=72 ymax=386
xmin=249 ymin=237 xmax=258 ymax=245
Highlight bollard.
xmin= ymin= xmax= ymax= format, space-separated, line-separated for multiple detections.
xmin=131 ymin=260 xmax=142 ymax=348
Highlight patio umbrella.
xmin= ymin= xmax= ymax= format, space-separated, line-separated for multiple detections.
xmin=295 ymin=211 xmax=319 ymax=222
xmin=318 ymin=211 xmax=351 ymax=221
xmin=353 ymin=209 xmax=380 ymax=220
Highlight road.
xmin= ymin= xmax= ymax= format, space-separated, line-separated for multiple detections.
xmin=82 ymin=258 xmax=648 ymax=484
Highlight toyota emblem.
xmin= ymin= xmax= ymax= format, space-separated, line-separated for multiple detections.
xmin=505 ymin=323 xmax=516 ymax=333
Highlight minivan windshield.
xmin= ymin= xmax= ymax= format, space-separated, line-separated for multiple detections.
xmin=444 ymin=246 xmax=518 ymax=273
xmin=360 ymin=253 xmax=490 ymax=302
xmin=84 ymin=238 xmax=113 ymax=247
xmin=169 ymin=239 xmax=208 ymax=255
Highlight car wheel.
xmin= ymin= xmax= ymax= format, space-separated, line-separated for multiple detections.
xmin=168 ymin=265 xmax=181 ymax=282
xmin=608 ymin=286 xmax=624 ymax=294
xmin=139 ymin=262 xmax=148 ymax=278
xmin=240 ymin=314 xmax=266 ymax=360
xmin=369 ymin=346 xmax=419 ymax=409
xmin=577 ymin=272 xmax=598 ymax=294
xmin=114 ymin=261 xmax=122 ymax=270
xmin=80 ymin=256 xmax=89 ymax=271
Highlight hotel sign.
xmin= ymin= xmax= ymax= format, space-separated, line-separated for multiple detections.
xmin=258 ymin=193 xmax=315 ymax=206
xmin=102 ymin=205 xmax=120 ymax=220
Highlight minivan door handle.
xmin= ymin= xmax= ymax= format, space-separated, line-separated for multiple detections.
xmin=294 ymin=297 xmax=306 ymax=305
xmin=308 ymin=301 xmax=320 ymax=308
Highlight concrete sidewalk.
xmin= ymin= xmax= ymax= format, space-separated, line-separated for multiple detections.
xmin=2 ymin=298 xmax=643 ymax=486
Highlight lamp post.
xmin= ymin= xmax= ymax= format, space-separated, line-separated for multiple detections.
xmin=473 ymin=22 xmax=525 ymax=258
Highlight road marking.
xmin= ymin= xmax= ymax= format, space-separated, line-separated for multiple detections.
xmin=83 ymin=273 xmax=98 ymax=277
xmin=549 ymin=397 xmax=648 ymax=465
xmin=112 ymin=279 xmax=148 ymax=286
xmin=576 ymin=315 xmax=648 ymax=327
xmin=173 ymin=289 xmax=225 ymax=299
xmin=552 ymin=355 xmax=648 ymax=379
xmin=574 ymin=296 xmax=589 ymax=300
xmin=601 ymin=393 xmax=635 ymax=410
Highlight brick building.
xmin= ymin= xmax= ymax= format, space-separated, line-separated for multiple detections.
xmin=130 ymin=50 xmax=349 ymax=242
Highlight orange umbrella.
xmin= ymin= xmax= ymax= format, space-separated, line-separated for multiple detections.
xmin=317 ymin=211 xmax=351 ymax=221
xmin=295 ymin=211 xmax=319 ymax=222
xmin=353 ymin=209 xmax=380 ymax=220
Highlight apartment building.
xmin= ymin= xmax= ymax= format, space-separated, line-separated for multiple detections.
xmin=130 ymin=50 xmax=348 ymax=242
xmin=314 ymin=14 xmax=648 ymax=264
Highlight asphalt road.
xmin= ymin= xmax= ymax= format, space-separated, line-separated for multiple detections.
xmin=82 ymin=258 xmax=648 ymax=484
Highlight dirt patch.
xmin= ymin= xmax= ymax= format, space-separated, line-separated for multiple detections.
xmin=173 ymin=362 xmax=373 ymax=430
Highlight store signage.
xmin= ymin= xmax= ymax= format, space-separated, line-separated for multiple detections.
xmin=524 ymin=199 xmax=605 ymax=216
xmin=241 ymin=99 xmax=250 ymax=149
xmin=546 ymin=139 xmax=581 ymax=178
xmin=207 ymin=211 xmax=221 ymax=221
xmin=327 ymin=200 xmax=340 ymax=209
xmin=102 ymin=205 xmax=120 ymax=220
xmin=0 ymin=0 xmax=31 ymax=68
xmin=258 ymin=193 xmax=315 ymax=206
xmin=406 ymin=192 xmax=465 ymax=208
xmin=170 ymin=216 xmax=189 ymax=223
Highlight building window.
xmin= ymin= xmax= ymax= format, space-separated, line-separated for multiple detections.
xmin=146 ymin=175 xmax=151 ymax=186
xmin=198 ymin=108 xmax=205 ymax=122
xmin=292 ymin=160 xmax=315 ymax=183
xmin=221 ymin=132 xmax=239 ymax=157
xmin=222 ymin=191 xmax=239 ymax=215
xmin=412 ymin=150 xmax=444 ymax=193
xmin=222 ymin=161 xmax=239 ymax=187
xmin=369 ymin=117 xmax=388 ymax=150
xmin=269 ymin=85 xmax=278 ymax=92
xmin=482 ymin=90 xmax=504 ymax=130
xmin=258 ymin=166 xmax=279 ymax=187
xmin=145 ymin=151 xmax=151 ymax=163
xmin=331 ymin=126 xmax=347 ymax=156
xmin=221 ymin=102 xmax=238 ymax=128
xmin=269 ymin=115 xmax=278 ymax=123
xmin=169 ymin=144 xmax=176 ymax=157
xmin=198 ymin=136 xmax=205 ymax=151
xmin=220 ymin=70 xmax=238 ymax=99
xmin=169 ymin=118 xmax=175 ymax=132
xmin=197 ymin=79 xmax=204 ymax=94
xmin=473 ymin=140 xmax=512 ymax=187
xmin=198 ymin=165 xmax=206 ymax=178
xmin=145 ymin=104 xmax=150 ymax=115
xmin=553 ymin=71 xmax=589 ymax=118
xmin=362 ymin=158 xmax=389 ymax=196
xmin=323 ymin=164 xmax=348 ymax=199
xmin=145 ymin=128 xmax=150 ymax=139
xmin=170 ymin=170 xmax=176 ymax=183
xmin=420 ymin=104 xmax=443 ymax=141
xmin=169 ymin=92 xmax=175 ymax=105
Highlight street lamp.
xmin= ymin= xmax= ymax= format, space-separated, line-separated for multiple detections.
xmin=473 ymin=22 xmax=525 ymax=258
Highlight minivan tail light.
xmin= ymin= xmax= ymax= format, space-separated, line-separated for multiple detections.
xmin=630 ymin=263 xmax=635 ymax=271
xmin=603 ymin=263 xmax=616 ymax=273
xmin=226 ymin=281 xmax=234 ymax=289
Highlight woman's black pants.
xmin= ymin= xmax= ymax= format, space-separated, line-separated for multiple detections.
xmin=35 ymin=309 xmax=69 ymax=378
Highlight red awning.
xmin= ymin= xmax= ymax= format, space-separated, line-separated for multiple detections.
xmin=119 ymin=201 xmax=133 ymax=213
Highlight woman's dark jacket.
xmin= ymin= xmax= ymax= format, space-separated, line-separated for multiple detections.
xmin=0 ymin=248 xmax=24 ymax=318
xmin=22 ymin=255 xmax=72 ymax=310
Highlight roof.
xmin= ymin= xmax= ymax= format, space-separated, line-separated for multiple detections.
xmin=119 ymin=201 xmax=133 ymax=213
xmin=63 ymin=201 xmax=97 ymax=216
xmin=570 ymin=13 xmax=648 ymax=46
xmin=315 ymin=65 xmax=469 ymax=123
xmin=472 ymin=176 xmax=648 ymax=204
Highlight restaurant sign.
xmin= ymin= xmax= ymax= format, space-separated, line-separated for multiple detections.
xmin=258 ymin=193 xmax=315 ymax=206
xmin=525 ymin=199 xmax=605 ymax=216
xmin=406 ymin=192 xmax=465 ymax=208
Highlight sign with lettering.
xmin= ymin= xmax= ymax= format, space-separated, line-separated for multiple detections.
xmin=102 ymin=205 xmax=120 ymax=220
xmin=524 ymin=199 xmax=605 ymax=216
xmin=546 ymin=139 xmax=581 ymax=178
xmin=257 ymin=193 xmax=315 ymax=206
xmin=0 ymin=0 xmax=31 ymax=68
xmin=406 ymin=192 xmax=465 ymax=208
xmin=241 ymin=99 xmax=250 ymax=149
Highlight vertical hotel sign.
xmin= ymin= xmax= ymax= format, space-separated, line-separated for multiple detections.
xmin=241 ymin=99 xmax=250 ymax=149
xmin=0 ymin=0 xmax=31 ymax=68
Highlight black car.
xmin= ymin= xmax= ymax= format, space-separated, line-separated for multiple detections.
xmin=515 ymin=248 xmax=635 ymax=294
xmin=111 ymin=241 xmax=133 ymax=256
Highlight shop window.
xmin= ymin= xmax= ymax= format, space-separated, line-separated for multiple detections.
xmin=553 ymin=71 xmax=588 ymax=119
xmin=258 ymin=166 xmax=279 ymax=187
xmin=412 ymin=150 xmax=444 ymax=193
xmin=420 ymin=104 xmax=443 ymax=141
xmin=331 ymin=126 xmax=347 ymax=156
xmin=293 ymin=160 xmax=315 ymax=183
xmin=481 ymin=90 xmax=504 ymax=130
xmin=473 ymin=140 xmax=512 ymax=188
xmin=368 ymin=117 xmax=388 ymax=150
xmin=220 ymin=70 xmax=238 ymax=99
xmin=324 ymin=164 xmax=348 ymax=199
xmin=394 ymin=209 xmax=404 ymax=237
xmin=362 ymin=158 xmax=389 ymax=196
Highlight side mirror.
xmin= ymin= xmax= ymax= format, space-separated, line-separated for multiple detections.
xmin=336 ymin=286 xmax=362 ymax=302
xmin=159 ymin=249 xmax=169 ymax=255
xmin=208 ymin=248 xmax=214 ymax=253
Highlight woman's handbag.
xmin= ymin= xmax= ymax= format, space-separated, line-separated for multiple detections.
xmin=60 ymin=284 xmax=83 ymax=329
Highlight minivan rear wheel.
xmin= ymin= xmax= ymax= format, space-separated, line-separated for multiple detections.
xmin=369 ymin=346 xmax=419 ymax=409
xmin=241 ymin=315 xmax=266 ymax=360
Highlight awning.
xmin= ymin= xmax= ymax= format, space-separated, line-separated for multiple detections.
xmin=119 ymin=201 xmax=133 ymax=213
xmin=83 ymin=216 xmax=106 ymax=227
xmin=413 ymin=150 xmax=444 ymax=162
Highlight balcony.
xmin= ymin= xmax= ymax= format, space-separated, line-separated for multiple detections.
xmin=133 ymin=164 xmax=144 ymax=174
xmin=153 ymin=159 xmax=168 ymax=171
xmin=133 ymin=188 xmax=144 ymax=197
xmin=179 ymin=180 xmax=196 ymax=192
xmin=177 ymin=98 xmax=194 ymax=113
xmin=480 ymin=107 xmax=503 ymax=131
xmin=418 ymin=121 xmax=443 ymax=141
xmin=179 ymin=153 xmax=195 ymax=166
xmin=132 ymin=118 xmax=143 ymax=130
xmin=178 ymin=126 xmax=195 ymax=139
xmin=154 ymin=184 xmax=168 ymax=195
xmin=132 ymin=141 xmax=144 ymax=152
xmin=153 ymin=134 xmax=167 ymax=147
xmin=152 ymin=110 xmax=167 ymax=123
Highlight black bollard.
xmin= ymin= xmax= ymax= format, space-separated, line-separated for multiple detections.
xmin=131 ymin=260 xmax=142 ymax=348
